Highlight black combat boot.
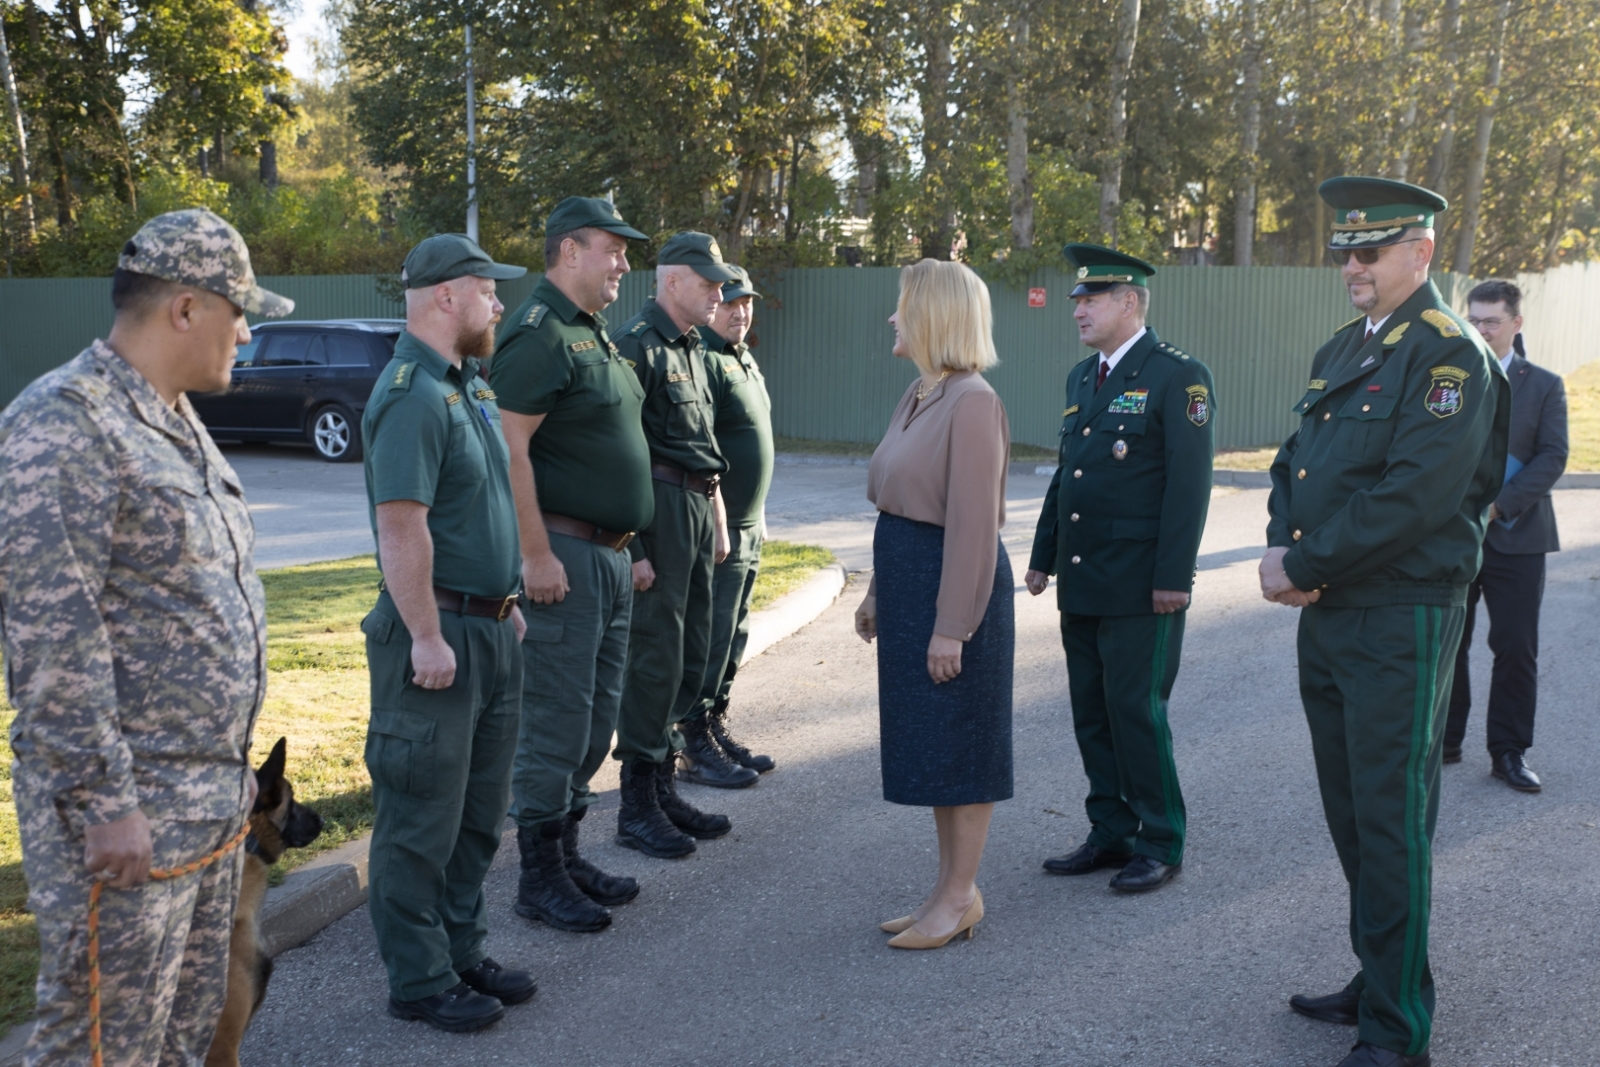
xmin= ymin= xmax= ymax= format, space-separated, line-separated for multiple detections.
xmin=676 ymin=714 xmax=759 ymax=789
xmin=615 ymin=760 xmax=697 ymax=859
xmin=708 ymin=700 xmax=775 ymax=773
xmin=655 ymin=759 xmax=732 ymax=839
xmin=513 ymin=821 xmax=612 ymax=932
xmin=562 ymin=807 xmax=640 ymax=905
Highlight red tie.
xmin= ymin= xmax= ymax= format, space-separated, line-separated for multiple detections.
xmin=1364 ymin=326 xmax=1375 ymax=344
xmin=1096 ymin=358 xmax=1109 ymax=391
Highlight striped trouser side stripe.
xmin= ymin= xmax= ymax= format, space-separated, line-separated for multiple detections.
xmin=1400 ymin=605 xmax=1441 ymax=1055
xmin=1148 ymin=614 xmax=1185 ymax=865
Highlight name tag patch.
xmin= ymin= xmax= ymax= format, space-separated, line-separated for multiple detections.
xmin=666 ymin=372 xmax=693 ymax=383
xmin=569 ymin=340 xmax=598 ymax=353
xmin=475 ymin=389 xmax=496 ymax=401
xmin=444 ymin=391 xmax=461 ymax=406
xmin=1108 ymin=389 xmax=1149 ymax=414
xmin=1307 ymin=379 xmax=1328 ymax=390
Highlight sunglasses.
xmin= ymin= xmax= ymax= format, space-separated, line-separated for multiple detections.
xmin=1328 ymin=238 xmax=1423 ymax=266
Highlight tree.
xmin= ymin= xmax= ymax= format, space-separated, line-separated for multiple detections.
xmin=1098 ymin=0 xmax=1141 ymax=245
xmin=1451 ymin=0 xmax=1512 ymax=275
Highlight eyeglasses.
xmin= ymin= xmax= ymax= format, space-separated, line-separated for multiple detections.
xmin=1466 ymin=316 xmax=1508 ymax=329
xmin=1329 ymin=238 xmax=1423 ymax=267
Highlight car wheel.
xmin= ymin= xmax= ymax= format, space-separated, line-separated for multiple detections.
xmin=310 ymin=404 xmax=363 ymax=462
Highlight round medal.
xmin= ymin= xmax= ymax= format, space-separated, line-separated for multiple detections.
xmin=1112 ymin=439 xmax=1129 ymax=460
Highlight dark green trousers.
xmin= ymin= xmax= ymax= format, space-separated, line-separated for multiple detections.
xmin=616 ymin=481 xmax=714 ymax=763
xmin=362 ymin=591 xmax=521 ymax=1001
xmin=687 ymin=523 xmax=763 ymax=722
xmin=511 ymin=532 xmax=633 ymax=826
xmin=1061 ymin=611 xmax=1187 ymax=865
xmin=1299 ymin=602 xmax=1464 ymax=1057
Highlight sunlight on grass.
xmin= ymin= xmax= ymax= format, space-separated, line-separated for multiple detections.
xmin=1562 ymin=361 xmax=1600 ymax=473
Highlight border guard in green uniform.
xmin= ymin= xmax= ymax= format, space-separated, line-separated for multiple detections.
xmin=613 ymin=232 xmax=739 ymax=857
xmin=362 ymin=234 xmax=537 ymax=1032
xmin=1261 ymin=178 xmax=1508 ymax=1067
xmin=490 ymin=197 xmax=652 ymax=934
xmin=677 ymin=266 xmax=777 ymax=787
xmin=1026 ymin=244 xmax=1215 ymax=895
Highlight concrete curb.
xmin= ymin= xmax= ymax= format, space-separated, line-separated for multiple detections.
xmin=740 ymin=559 xmax=849 ymax=665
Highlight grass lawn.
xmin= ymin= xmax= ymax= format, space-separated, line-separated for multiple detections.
xmin=0 ymin=542 xmax=831 ymax=1030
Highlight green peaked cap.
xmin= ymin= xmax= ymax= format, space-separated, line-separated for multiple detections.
xmin=721 ymin=265 xmax=760 ymax=301
xmin=543 ymin=196 xmax=648 ymax=240
xmin=1062 ymin=243 xmax=1156 ymax=296
xmin=1319 ymin=176 xmax=1447 ymax=250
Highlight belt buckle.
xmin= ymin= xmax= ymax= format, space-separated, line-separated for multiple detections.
xmin=616 ymin=531 xmax=636 ymax=552
xmin=496 ymin=595 xmax=516 ymax=622
xmin=703 ymin=473 xmax=721 ymax=499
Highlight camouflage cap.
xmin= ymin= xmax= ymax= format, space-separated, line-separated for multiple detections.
xmin=118 ymin=208 xmax=294 ymax=318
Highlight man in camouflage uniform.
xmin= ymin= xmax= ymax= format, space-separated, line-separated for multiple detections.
xmin=0 ymin=209 xmax=287 ymax=1066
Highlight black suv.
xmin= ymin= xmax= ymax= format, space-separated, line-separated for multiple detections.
xmin=191 ymin=318 xmax=403 ymax=462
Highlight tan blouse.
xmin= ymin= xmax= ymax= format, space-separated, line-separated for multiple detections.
xmin=867 ymin=371 xmax=1010 ymax=640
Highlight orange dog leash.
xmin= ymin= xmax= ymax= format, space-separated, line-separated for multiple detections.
xmin=86 ymin=823 xmax=252 ymax=1067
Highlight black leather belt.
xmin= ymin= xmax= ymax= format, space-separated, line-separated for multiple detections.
xmin=651 ymin=462 xmax=719 ymax=498
xmin=433 ymin=586 xmax=518 ymax=621
xmin=542 ymin=511 xmax=635 ymax=552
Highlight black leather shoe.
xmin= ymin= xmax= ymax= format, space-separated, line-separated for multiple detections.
xmin=615 ymin=760 xmax=697 ymax=858
xmin=562 ymin=808 xmax=639 ymax=905
xmin=709 ymin=702 xmax=775 ymax=773
xmin=1108 ymin=854 xmax=1180 ymax=893
xmin=514 ymin=822 xmax=612 ymax=932
xmin=1043 ymin=842 xmax=1133 ymax=876
xmin=388 ymin=981 xmax=505 ymax=1032
xmin=458 ymin=957 xmax=537 ymax=1005
xmin=1491 ymin=751 xmax=1541 ymax=792
xmin=1289 ymin=987 xmax=1359 ymax=1026
xmin=1442 ymin=744 xmax=1462 ymax=764
xmin=656 ymin=759 xmax=732 ymax=839
xmin=676 ymin=715 xmax=759 ymax=789
xmin=1335 ymin=1040 xmax=1430 ymax=1067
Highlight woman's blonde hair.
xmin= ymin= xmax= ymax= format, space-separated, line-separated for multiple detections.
xmin=896 ymin=258 xmax=998 ymax=374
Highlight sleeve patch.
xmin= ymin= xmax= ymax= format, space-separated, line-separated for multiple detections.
xmin=1422 ymin=309 xmax=1463 ymax=337
xmin=1425 ymin=367 xmax=1468 ymax=418
xmin=1186 ymin=384 xmax=1211 ymax=426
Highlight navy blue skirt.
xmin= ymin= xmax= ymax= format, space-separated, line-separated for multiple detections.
xmin=874 ymin=512 xmax=1015 ymax=807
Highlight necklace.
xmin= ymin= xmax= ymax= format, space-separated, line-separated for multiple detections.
xmin=915 ymin=370 xmax=950 ymax=401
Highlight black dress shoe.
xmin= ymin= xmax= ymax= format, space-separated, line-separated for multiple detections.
xmin=1289 ymin=987 xmax=1359 ymax=1026
xmin=1491 ymin=751 xmax=1541 ymax=792
xmin=1042 ymin=842 xmax=1133 ymax=876
xmin=1108 ymin=854 xmax=1180 ymax=892
xmin=1335 ymin=1040 xmax=1430 ymax=1067
xmin=1442 ymin=744 xmax=1462 ymax=764
xmin=388 ymin=981 xmax=505 ymax=1032
xmin=458 ymin=957 xmax=537 ymax=1005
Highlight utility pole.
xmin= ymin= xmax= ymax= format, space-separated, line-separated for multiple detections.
xmin=464 ymin=19 xmax=478 ymax=244
xmin=0 ymin=16 xmax=36 ymax=245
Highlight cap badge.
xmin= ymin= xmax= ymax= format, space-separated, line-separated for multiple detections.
xmin=1077 ymin=266 xmax=1089 ymax=279
xmin=1346 ymin=210 xmax=1367 ymax=225
xmin=708 ymin=238 xmax=722 ymax=259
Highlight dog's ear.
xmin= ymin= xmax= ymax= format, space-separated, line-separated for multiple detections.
xmin=255 ymin=737 xmax=288 ymax=793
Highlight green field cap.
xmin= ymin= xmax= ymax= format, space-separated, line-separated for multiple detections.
xmin=1062 ymin=243 xmax=1157 ymax=296
xmin=544 ymin=196 xmax=648 ymax=240
xmin=659 ymin=231 xmax=740 ymax=282
xmin=401 ymin=233 xmax=527 ymax=288
xmin=1319 ymin=176 xmax=1447 ymax=250
xmin=721 ymin=265 xmax=760 ymax=301
xmin=119 ymin=208 xmax=294 ymax=318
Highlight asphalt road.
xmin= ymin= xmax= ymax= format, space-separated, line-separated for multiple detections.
xmin=234 ymin=454 xmax=1600 ymax=1067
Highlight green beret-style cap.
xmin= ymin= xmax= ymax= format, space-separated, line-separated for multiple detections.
xmin=659 ymin=231 xmax=740 ymax=282
xmin=721 ymin=265 xmax=760 ymax=301
xmin=1062 ymin=243 xmax=1157 ymax=297
xmin=401 ymin=233 xmax=527 ymax=288
xmin=1319 ymin=176 xmax=1448 ymax=250
xmin=544 ymin=196 xmax=648 ymax=241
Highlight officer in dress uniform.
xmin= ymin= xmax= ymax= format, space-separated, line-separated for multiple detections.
xmin=361 ymin=234 xmax=537 ymax=1032
xmin=1260 ymin=177 xmax=1508 ymax=1067
xmin=1026 ymin=244 xmax=1215 ymax=895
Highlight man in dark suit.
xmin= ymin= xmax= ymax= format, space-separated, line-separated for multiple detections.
xmin=1445 ymin=279 xmax=1567 ymax=792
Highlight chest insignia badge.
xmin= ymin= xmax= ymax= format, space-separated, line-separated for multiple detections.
xmin=724 ymin=360 xmax=740 ymax=373
xmin=1107 ymin=389 xmax=1149 ymax=414
xmin=569 ymin=339 xmax=598 ymax=353
xmin=1422 ymin=309 xmax=1463 ymax=337
xmin=1425 ymin=365 xmax=1469 ymax=418
xmin=1186 ymin=384 xmax=1211 ymax=427
xmin=1112 ymin=439 xmax=1129 ymax=460
xmin=1062 ymin=404 xmax=1080 ymax=417
xmin=444 ymin=391 xmax=461 ymax=406
xmin=1383 ymin=321 xmax=1411 ymax=346
xmin=666 ymin=371 xmax=693 ymax=383
xmin=1307 ymin=379 xmax=1327 ymax=390
xmin=475 ymin=389 xmax=496 ymax=401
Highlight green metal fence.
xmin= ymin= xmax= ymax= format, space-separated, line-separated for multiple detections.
xmin=3 ymin=263 xmax=1595 ymax=451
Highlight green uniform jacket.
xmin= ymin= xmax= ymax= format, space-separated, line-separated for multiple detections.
xmin=1029 ymin=329 xmax=1216 ymax=616
xmin=1267 ymin=280 xmax=1510 ymax=606
xmin=702 ymin=328 xmax=774 ymax=529
xmin=615 ymin=299 xmax=728 ymax=479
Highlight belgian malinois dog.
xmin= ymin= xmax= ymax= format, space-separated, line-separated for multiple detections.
xmin=205 ymin=737 xmax=325 ymax=1067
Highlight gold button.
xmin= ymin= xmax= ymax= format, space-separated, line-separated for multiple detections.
xmin=1070 ymin=513 xmax=1080 ymax=522
xmin=1071 ymin=555 xmax=1081 ymax=564
xmin=1293 ymin=529 xmax=1302 ymax=541
xmin=1082 ymin=427 xmax=1091 ymax=436
xmin=1362 ymin=404 xmax=1371 ymax=412
xmin=1298 ymin=469 xmax=1307 ymax=480
xmin=1073 ymin=469 xmax=1083 ymax=478
xmin=1323 ymin=412 xmax=1331 ymax=421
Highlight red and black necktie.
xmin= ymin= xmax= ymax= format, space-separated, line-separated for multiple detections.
xmin=1095 ymin=358 xmax=1109 ymax=391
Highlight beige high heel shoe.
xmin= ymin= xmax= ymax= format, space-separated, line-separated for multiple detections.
xmin=886 ymin=890 xmax=983 ymax=950
xmin=879 ymin=914 xmax=916 ymax=934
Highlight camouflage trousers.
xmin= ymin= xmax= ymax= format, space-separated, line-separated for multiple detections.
xmin=15 ymin=779 xmax=245 ymax=1067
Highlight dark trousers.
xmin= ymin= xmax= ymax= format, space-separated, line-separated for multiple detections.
xmin=1445 ymin=544 xmax=1545 ymax=756
xmin=1061 ymin=611 xmax=1187 ymax=865
xmin=1298 ymin=602 xmax=1464 ymax=1057
xmin=689 ymin=523 xmax=763 ymax=722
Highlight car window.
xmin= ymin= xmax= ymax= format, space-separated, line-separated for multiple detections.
xmin=261 ymin=333 xmax=324 ymax=367
xmin=325 ymin=334 xmax=372 ymax=367
xmin=374 ymin=332 xmax=400 ymax=359
xmin=234 ymin=338 xmax=263 ymax=367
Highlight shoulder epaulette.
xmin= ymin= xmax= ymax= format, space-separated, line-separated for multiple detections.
xmin=57 ymin=372 xmax=114 ymax=409
xmin=387 ymin=361 xmax=416 ymax=393
xmin=1153 ymin=341 xmax=1193 ymax=362
xmin=1421 ymin=308 xmax=1463 ymax=337
xmin=628 ymin=320 xmax=649 ymax=336
xmin=1337 ymin=315 xmax=1364 ymax=334
xmin=523 ymin=303 xmax=549 ymax=328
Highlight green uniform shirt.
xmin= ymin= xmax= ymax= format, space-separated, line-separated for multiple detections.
xmin=1029 ymin=329 xmax=1216 ymax=616
xmin=491 ymin=278 xmax=654 ymax=533
xmin=1266 ymin=280 xmax=1509 ymax=606
xmin=616 ymin=298 xmax=728 ymax=478
xmin=703 ymin=328 xmax=773 ymax=528
xmin=363 ymin=331 xmax=520 ymax=598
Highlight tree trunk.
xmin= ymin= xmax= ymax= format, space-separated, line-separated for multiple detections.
xmin=197 ymin=145 xmax=209 ymax=179
xmin=915 ymin=2 xmax=957 ymax=259
xmin=259 ymin=139 xmax=278 ymax=187
xmin=845 ymin=105 xmax=885 ymax=219
xmin=1391 ymin=5 xmax=1425 ymax=180
xmin=1423 ymin=0 xmax=1463 ymax=191
xmin=1005 ymin=6 xmax=1033 ymax=250
xmin=0 ymin=17 xmax=35 ymax=243
xmin=1234 ymin=0 xmax=1260 ymax=266
xmin=1098 ymin=0 xmax=1141 ymax=246
xmin=46 ymin=120 xmax=71 ymax=227
xmin=1451 ymin=0 xmax=1511 ymax=276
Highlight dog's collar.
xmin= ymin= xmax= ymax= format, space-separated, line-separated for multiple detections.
xmin=244 ymin=832 xmax=264 ymax=859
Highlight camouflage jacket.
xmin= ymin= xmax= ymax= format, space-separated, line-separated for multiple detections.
xmin=0 ymin=341 xmax=267 ymax=825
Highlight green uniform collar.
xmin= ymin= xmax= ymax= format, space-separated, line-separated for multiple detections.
xmin=642 ymin=298 xmax=700 ymax=346
xmin=532 ymin=276 xmax=606 ymax=329
xmin=700 ymin=326 xmax=731 ymax=353
xmin=395 ymin=330 xmax=478 ymax=383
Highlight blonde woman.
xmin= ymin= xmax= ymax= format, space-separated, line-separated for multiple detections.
xmin=854 ymin=258 xmax=1013 ymax=950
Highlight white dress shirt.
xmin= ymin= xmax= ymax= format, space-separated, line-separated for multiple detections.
xmin=1099 ymin=326 xmax=1149 ymax=376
